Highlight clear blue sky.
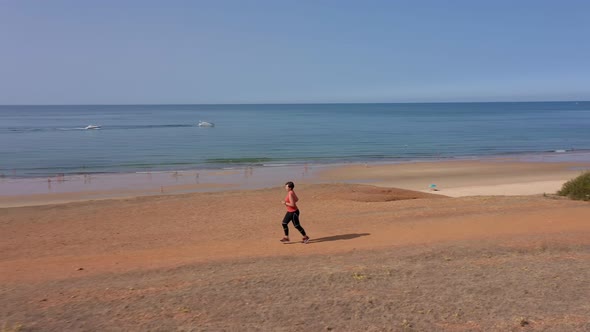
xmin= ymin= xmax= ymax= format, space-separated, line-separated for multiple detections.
xmin=1 ymin=0 xmax=589 ymax=104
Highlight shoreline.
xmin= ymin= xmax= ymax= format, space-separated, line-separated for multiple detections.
xmin=1 ymin=151 xmax=589 ymax=207
xmin=3 ymin=148 xmax=590 ymax=180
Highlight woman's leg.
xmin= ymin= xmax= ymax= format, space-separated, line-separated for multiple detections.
xmin=281 ymin=212 xmax=293 ymax=236
xmin=292 ymin=210 xmax=307 ymax=236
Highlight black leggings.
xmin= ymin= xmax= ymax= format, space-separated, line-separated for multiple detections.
xmin=282 ymin=210 xmax=306 ymax=237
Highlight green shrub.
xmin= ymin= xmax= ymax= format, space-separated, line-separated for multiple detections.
xmin=558 ymin=171 xmax=590 ymax=201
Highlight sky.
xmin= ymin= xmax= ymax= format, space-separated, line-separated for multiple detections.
xmin=1 ymin=0 xmax=589 ymax=105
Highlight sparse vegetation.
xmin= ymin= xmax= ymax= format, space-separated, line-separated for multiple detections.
xmin=557 ymin=171 xmax=590 ymax=201
xmin=352 ymin=272 xmax=366 ymax=280
xmin=401 ymin=319 xmax=413 ymax=330
xmin=1 ymin=322 xmax=23 ymax=332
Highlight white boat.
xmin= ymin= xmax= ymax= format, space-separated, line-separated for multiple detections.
xmin=198 ymin=121 xmax=215 ymax=127
xmin=84 ymin=125 xmax=101 ymax=130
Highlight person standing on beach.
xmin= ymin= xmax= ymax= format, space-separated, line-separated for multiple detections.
xmin=280 ymin=181 xmax=310 ymax=244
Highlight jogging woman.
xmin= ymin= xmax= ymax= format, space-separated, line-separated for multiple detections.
xmin=280 ymin=181 xmax=310 ymax=244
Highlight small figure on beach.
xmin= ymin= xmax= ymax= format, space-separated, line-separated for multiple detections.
xmin=280 ymin=181 xmax=310 ymax=244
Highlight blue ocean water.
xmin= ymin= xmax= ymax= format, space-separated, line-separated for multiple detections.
xmin=1 ymin=102 xmax=589 ymax=178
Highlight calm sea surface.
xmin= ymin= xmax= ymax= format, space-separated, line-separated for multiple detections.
xmin=1 ymin=102 xmax=589 ymax=178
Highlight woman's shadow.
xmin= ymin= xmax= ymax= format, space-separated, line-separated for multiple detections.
xmin=307 ymin=233 xmax=370 ymax=243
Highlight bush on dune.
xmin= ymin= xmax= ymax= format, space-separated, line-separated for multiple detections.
xmin=558 ymin=171 xmax=590 ymax=201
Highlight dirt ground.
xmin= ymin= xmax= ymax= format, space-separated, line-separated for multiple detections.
xmin=1 ymin=183 xmax=589 ymax=331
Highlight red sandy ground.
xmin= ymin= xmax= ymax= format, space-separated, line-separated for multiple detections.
xmin=1 ymin=184 xmax=589 ymax=331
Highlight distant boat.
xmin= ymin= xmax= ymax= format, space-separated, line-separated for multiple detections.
xmin=198 ymin=121 xmax=215 ymax=127
xmin=84 ymin=125 xmax=101 ymax=130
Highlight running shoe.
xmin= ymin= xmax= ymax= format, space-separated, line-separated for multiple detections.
xmin=280 ymin=237 xmax=290 ymax=243
xmin=302 ymin=236 xmax=310 ymax=244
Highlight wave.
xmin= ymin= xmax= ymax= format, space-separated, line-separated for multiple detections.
xmin=262 ymin=163 xmax=293 ymax=167
xmin=205 ymin=157 xmax=276 ymax=164
xmin=2 ymin=160 xmax=203 ymax=178
xmin=204 ymin=155 xmax=410 ymax=167
xmin=0 ymin=124 xmax=196 ymax=134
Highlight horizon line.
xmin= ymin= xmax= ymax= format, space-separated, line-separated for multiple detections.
xmin=0 ymin=100 xmax=588 ymax=107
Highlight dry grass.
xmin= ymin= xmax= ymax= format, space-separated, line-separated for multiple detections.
xmin=2 ymin=238 xmax=589 ymax=331
xmin=1 ymin=322 xmax=23 ymax=332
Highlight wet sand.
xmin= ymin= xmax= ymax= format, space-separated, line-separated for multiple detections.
xmin=2 ymin=155 xmax=589 ymax=207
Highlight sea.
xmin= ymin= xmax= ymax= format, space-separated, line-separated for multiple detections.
xmin=1 ymin=102 xmax=590 ymax=179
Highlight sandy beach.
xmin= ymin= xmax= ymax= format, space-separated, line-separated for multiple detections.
xmin=1 ymin=159 xmax=589 ymax=331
